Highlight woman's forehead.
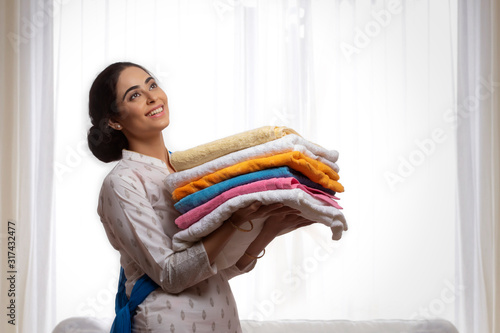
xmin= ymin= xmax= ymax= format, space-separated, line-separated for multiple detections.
xmin=117 ymin=66 xmax=150 ymax=89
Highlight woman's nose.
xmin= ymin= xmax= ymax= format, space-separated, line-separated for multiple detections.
xmin=146 ymin=92 xmax=158 ymax=104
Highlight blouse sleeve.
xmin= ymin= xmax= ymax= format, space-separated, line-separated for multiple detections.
xmin=222 ymin=260 xmax=257 ymax=280
xmin=98 ymin=172 xmax=218 ymax=294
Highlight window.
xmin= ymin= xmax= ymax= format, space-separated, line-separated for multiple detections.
xmin=54 ymin=0 xmax=457 ymax=324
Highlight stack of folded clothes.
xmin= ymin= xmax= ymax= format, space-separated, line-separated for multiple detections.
xmin=165 ymin=126 xmax=347 ymax=266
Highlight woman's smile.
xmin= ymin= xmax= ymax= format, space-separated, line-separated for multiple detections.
xmin=145 ymin=105 xmax=166 ymax=117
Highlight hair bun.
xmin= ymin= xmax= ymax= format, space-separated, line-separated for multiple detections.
xmin=87 ymin=124 xmax=127 ymax=163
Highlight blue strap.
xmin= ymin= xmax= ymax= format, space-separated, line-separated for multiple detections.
xmin=114 ymin=267 xmax=128 ymax=312
xmin=110 ymin=267 xmax=159 ymax=333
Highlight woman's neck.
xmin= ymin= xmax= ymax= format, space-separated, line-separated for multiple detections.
xmin=128 ymin=133 xmax=169 ymax=164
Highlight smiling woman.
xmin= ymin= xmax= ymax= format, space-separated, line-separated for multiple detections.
xmin=87 ymin=62 xmax=313 ymax=332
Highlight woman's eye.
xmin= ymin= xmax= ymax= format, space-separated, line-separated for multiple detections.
xmin=150 ymin=82 xmax=157 ymax=90
xmin=130 ymin=92 xmax=140 ymax=100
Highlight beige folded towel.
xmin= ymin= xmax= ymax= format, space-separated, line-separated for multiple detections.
xmin=170 ymin=126 xmax=300 ymax=171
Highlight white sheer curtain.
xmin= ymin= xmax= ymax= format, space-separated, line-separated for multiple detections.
xmin=53 ymin=0 xmax=458 ymax=329
xmin=0 ymin=0 xmax=56 ymax=333
xmin=456 ymin=1 xmax=500 ymax=333
xmin=231 ymin=0 xmax=458 ymax=321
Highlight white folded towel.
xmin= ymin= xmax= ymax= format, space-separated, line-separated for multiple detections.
xmin=171 ymin=189 xmax=347 ymax=269
xmin=165 ymin=135 xmax=340 ymax=193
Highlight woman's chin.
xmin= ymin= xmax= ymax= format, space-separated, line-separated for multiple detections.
xmin=161 ymin=119 xmax=170 ymax=130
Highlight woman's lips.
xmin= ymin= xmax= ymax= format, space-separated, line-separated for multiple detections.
xmin=146 ymin=106 xmax=164 ymax=117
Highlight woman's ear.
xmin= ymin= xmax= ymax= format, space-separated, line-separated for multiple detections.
xmin=108 ymin=119 xmax=122 ymax=130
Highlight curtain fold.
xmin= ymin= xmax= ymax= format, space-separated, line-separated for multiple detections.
xmin=456 ymin=1 xmax=500 ymax=333
xmin=0 ymin=0 xmax=56 ymax=332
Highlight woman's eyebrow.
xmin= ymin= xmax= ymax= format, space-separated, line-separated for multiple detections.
xmin=122 ymin=76 xmax=154 ymax=101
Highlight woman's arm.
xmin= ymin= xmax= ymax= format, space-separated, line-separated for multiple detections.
xmin=100 ymin=172 xmax=219 ymax=294
xmin=202 ymin=202 xmax=300 ymax=264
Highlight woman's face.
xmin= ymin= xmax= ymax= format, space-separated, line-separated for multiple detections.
xmin=112 ymin=66 xmax=170 ymax=139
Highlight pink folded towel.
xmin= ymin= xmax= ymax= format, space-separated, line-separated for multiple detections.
xmin=175 ymin=177 xmax=342 ymax=229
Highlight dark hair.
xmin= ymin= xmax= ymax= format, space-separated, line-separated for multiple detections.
xmin=87 ymin=62 xmax=151 ymax=162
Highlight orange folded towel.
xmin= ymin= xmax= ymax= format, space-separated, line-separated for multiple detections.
xmin=172 ymin=151 xmax=343 ymax=202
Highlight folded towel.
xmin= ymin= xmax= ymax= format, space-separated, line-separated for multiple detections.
xmin=170 ymin=126 xmax=300 ymax=171
xmin=172 ymin=188 xmax=347 ymax=254
xmin=165 ymin=134 xmax=340 ymax=193
xmin=170 ymin=151 xmax=343 ymax=202
xmin=175 ymin=177 xmax=342 ymax=229
xmin=174 ymin=166 xmax=336 ymax=214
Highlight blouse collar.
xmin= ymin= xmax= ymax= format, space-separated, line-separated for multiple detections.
xmin=122 ymin=149 xmax=168 ymax=169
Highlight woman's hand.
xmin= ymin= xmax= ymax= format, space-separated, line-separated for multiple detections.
xmin=202 ymin=202 xmax=298 ymax=264
xmin=261 ymin=213 xmax=315 ymax=237
xmin=235 ymin=210 xmax=316 ymax=270
xmin=205 ymin=201 xmax=316 ymax=268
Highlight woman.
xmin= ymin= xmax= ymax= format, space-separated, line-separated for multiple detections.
xmin=87 ymin=62 xmax=313 ymax=332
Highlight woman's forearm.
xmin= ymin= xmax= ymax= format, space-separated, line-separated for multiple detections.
xmin=235 ymin=228 xmax=277 ymax=270
xmin=201 ymin=202 xmax=278 ymax=265
xmin=234 ymin=213 xmax=313 ymax=270
xmin=202 ymin=219 xmax=254 ymax=264
xmin=203 ymin=204 xmax=302 ymax=268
